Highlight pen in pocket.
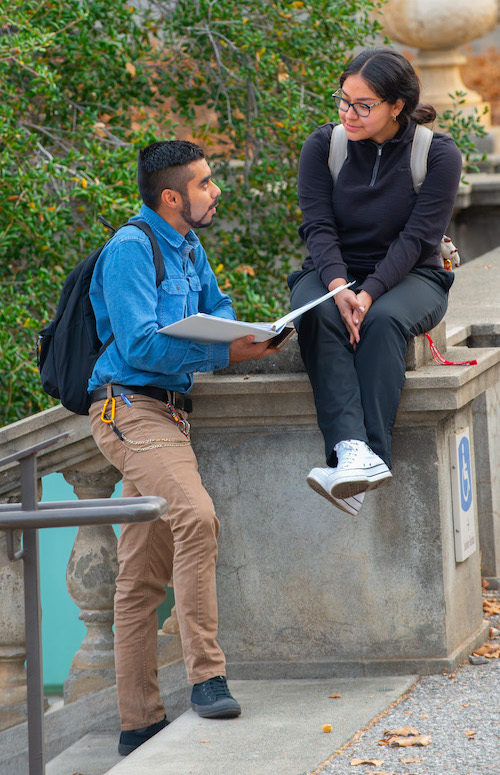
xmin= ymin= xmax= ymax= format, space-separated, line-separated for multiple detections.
xmin=120 ymin=393 xmax=132 ymax=407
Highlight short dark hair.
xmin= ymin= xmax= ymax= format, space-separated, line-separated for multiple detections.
xmin=137 ymin=140 xmax=205 ymax=210
xmin=339 ymin=48 xmax=436 ymax=126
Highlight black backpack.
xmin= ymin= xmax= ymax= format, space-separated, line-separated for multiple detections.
xmin=37 ymin=219 xmax=165 ymax=415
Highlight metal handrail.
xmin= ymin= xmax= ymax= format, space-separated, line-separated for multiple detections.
xmin=0 ymin=497 xmax=166 ymax=528
xmin=0 ymin=433 xmax=168 ymax=775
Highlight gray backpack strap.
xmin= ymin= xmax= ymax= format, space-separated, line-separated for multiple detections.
xmin=410 ymin=124 xmax=433 ymax=193
xmin=329 ymin=123 xmax=433 ymax=192
xmin=328 ymin=124 xmax=348 ymax=185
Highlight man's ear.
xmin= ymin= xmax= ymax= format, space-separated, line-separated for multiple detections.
xmin=160 ymin=188 xmax=180 ymax=210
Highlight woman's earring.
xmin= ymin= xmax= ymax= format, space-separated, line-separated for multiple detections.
xmin=392 ymin=115 xmax=398 ymax=122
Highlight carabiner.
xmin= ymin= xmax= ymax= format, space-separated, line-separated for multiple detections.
xmin=101 ymin=396 xmax=116 ymax=424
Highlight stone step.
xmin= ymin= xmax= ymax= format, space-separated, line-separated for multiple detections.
xmin=46 ymin=731 xmax=121 ymax=775
xmin=46 ymin=676 xmax=416 ymax=775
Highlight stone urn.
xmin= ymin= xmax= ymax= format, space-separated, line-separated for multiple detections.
xmin=379 ymin=0 xmax=498 ymax=119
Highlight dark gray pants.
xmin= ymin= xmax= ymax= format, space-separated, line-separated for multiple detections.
xmin=289 ymin=267 xmax=453 ymax=468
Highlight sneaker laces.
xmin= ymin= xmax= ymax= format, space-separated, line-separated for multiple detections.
xmin=335 ymin=440 xmax=367 ymax=466
xmin=203 ymin=676 xmax=231 ymax=699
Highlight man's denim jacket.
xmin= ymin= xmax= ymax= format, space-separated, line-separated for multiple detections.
xmin=89 ymin=205 xmax=235 ymax=394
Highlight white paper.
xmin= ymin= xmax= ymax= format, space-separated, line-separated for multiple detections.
xmin=157 ymin=282 xmax=353 ymax=344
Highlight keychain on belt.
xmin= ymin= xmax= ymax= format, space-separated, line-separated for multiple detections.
xmin=167 ymin=402 xmax=191 ymax=438
xmin=99 ymin=391 xmax=190 ymax=450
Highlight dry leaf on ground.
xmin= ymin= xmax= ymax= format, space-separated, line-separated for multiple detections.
xmin=384 ymin=726 xmax=420 ymax=737
xmin=473 ymin=642 xmax=500 ymax=658
xmin=385 ymin=734 xmax=432 ymax=748
xmin=379 ymin=728 xmax=431 ymax=748
xmin=350 ymin=757 xmax=384 ymax=766
xmin=464 ymin=729 xmax=476 ymax=739
xmin=322 ymin=724 xmax=332 ymax=733
xmin=401 ymin=756 xmax=423 ymax=763
xmin=328 ymin=693 xmax=342 ymax=698
xmin=483 ymin=599 xmax=500 ymax=616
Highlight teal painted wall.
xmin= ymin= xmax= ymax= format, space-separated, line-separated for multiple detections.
xmin=39 ymin=473 xmax=174 ymax=693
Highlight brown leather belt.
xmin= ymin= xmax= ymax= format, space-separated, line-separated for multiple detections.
xmin=89 ymin=384 xmax=192 ymax=413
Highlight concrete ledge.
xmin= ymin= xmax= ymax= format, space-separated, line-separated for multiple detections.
xmin=188 ymin=342 xmax=500 ymax=426
xmin=454 ymin=173 xmax=500 ymax=209
xmin=404 ymin=322 xmax=445 ymax=371
xmin=446 ymin=246 xmax=500 ymax=330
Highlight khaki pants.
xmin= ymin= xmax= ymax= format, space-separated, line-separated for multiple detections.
xmin=89 ymin=395 xmax=226 ymax=730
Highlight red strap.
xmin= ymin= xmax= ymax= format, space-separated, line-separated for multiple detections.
xmin=425 ymin=333 xmax=477 ymax=366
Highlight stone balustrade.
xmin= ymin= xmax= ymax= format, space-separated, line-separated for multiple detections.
xmin=0 ymin=410 xmax=184 ymax=738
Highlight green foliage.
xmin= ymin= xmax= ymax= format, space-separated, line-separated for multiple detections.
xmin=158 ymin=0 xmax=384 ymax=319
xmin=1 ymin=0 xmax=384 ymax=426
xmin=0 ymin=0 xmax=174 ymax=424
xmin=437 ymin=91 xmax=488 ymax=179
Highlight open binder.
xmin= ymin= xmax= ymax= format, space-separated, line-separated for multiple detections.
xmin=157 ymin=282 xmax=354 ymax=345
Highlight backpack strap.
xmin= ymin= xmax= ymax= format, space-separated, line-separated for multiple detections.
xmin=328 ymin=122 xmax=434 ymax=194
xmin=126 ymin=220 xmax=165 ymax=286
xmin=326 ymin=123 xmax=456 ymax=274
xmin=328 ymin=124 xmax=348 ymax=185
xmin=410 ymin=124 xmax=433 ymax=194
xmin=94 ymin=219 xmax=167 ymax=362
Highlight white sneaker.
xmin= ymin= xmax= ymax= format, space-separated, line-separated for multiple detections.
xmin=307 ymin=467 xmax=366 ymax=515
xmin=330 ymin=440 xmax=392 ymax=499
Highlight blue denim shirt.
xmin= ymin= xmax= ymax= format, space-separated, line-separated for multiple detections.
xmin=88 ymin=205 xmax=235 ymax=394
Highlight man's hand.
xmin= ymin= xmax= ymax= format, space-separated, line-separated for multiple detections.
xmin=229 ymin=335 xmax=279 ymax=363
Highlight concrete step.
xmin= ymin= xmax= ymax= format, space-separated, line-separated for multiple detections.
xmin=46 ymin=731 xmax=121 ymax=775
xmin=46 ymin=675 xmax=416 ymax=775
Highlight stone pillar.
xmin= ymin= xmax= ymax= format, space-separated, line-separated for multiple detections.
xmin=0 ymin=515 xmax=27 ymax=731
xmin=62 ymin=456 xmax=122 ymax=703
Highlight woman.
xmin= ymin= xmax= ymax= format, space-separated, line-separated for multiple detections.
xmin=289 ymin=48 xmax=462 ymax=516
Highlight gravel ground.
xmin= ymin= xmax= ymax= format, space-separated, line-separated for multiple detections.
xmin=317 ymin=588 xmax=500 ymax=775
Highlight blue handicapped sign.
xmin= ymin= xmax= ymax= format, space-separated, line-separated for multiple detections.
xmin=458 ymin=436 xmax=472 ymax=512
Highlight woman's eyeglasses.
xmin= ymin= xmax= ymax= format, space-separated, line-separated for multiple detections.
xmin=332 ymin=90 xmax=386 ymax=118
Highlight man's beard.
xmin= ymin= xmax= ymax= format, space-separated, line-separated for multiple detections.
xmin=180 ymin=196 xmax=218 ymax=230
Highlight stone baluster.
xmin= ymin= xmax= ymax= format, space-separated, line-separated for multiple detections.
xmin=0 ymin=512 xmax=27 ymax=731
xmin=62 ymin=456 xmax=122 ymax=703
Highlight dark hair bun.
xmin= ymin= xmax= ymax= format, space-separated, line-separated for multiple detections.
xmin=411 ymin=103 xmax=437 ymax=125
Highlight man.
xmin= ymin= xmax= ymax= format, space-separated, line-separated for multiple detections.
xmin=87 ymin=140 xmax=276 ymax=755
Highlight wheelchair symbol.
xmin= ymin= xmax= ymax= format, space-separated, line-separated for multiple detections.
xmin=458 ymin=437 xmax=472 ymax=512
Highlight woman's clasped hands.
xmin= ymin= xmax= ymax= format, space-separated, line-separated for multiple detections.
xmin=328 ymin=279 xmax=373 ymax=348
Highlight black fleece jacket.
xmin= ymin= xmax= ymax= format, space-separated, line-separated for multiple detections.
xmin=297 ymin=120 xmax=462 ymax=301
